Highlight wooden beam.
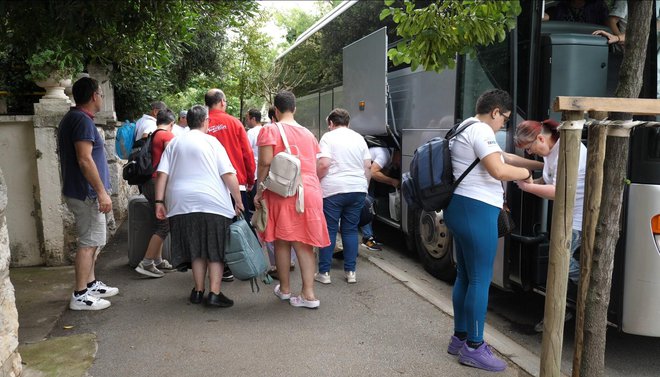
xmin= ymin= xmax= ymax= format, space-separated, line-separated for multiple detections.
xmin=553 ymin=97 xmax=660 ymax=115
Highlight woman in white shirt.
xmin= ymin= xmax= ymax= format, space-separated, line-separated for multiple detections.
xmin=155 ymin=105 xmax=243 ymax=308
xmin=315 ymin=108 xmax=371 ymax=284
xmin=444 ymin=89 xmax=532 ymax=372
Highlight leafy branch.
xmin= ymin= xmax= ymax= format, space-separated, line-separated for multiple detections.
xmin=380 ymin=0 xmax=521 ymax=72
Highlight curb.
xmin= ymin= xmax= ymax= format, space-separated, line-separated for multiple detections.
xmin=364 ymin=253 xmax=552 ymax=377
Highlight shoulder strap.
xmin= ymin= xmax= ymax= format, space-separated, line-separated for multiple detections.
xmin=147 ymin=129 xmax=165 ymax=153
xmin=448 ymin=119 xmax=480 ymax=188
xmin=446 ymin=119 xmax=478 ymax=140
xmin=275 ymin=123 xmax=292 ymax=154
xmin=452 ymin=158 xmax=480 ymax=189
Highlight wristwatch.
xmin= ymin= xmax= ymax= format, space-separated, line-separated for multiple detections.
xmin=258 ymin=181 xmax=268 ymax=191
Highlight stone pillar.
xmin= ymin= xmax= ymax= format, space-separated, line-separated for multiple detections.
xmin=0 ymin=167 xmax=23 ymax=377
xmin=88 ymin=64 xmax=134 ymax=224
xmin=33 ymin=98 xmax=72 ymax=266
xmin=87 ymin=64 xmax=116 ymax=125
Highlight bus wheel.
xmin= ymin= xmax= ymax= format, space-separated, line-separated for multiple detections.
xmin=414 ymin=209 xmax=456 ymax=282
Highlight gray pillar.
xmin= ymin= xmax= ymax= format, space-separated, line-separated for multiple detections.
xmin=87 ymin=64 xmax=117 ymax=125
xmin=33 ymin=98 xmax=71 ymax=266
xmin=0 ymin=167 xmax=23 ymax=376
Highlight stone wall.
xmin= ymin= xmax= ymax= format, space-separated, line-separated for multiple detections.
xmin=102 ymin=122 xmax=136 ymax=227
xmin=0 ymin=167 xmax=22 ymax=376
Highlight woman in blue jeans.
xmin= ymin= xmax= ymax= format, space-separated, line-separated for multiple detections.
xmin=444 ymin=89 xmax=536 ymax=372
xmin=316 ymin=108 xmax=371 ymax=284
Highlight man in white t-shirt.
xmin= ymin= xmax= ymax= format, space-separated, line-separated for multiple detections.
xmin=134 ymin=101 xmax=167 ymax=141
xmin=245 ymin=108 xmax=263 ymax=178
xmin=171 ymin=110 xmax=190 ymax=137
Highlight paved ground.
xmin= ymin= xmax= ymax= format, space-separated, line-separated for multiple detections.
xmin=12 ymin=221 xmax=534 ymax=377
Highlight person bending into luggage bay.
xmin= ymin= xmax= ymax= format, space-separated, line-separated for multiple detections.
xmin=134 ymin=109 xmax=176 ymax=278
xmin=359 ymin=146 xmax=401 ymax=251
xmin=514 ymin=119 xmax=587 ymax=332
xmin=443 ymin=89 xmax=532 ymax=372
xmin=253 ymin=90 xmax=330 ymax=309
xmin=58 ymin=77 xmax=118 ymax=311
xmin=154 ymin=105 xmax=244 ymax=308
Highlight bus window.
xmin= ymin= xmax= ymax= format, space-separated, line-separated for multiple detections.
xmin=458 ymin=40 xmax=511 ymax=122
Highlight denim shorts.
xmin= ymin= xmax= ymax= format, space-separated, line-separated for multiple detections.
xmin=65 ymin=196 xmax=107 ymax=248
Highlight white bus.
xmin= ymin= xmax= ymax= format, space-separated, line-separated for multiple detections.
xmin=278 ymin=0 xmax=660 ymax=336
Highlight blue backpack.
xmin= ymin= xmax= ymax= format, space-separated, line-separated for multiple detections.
xmin=403 ymin=120 xmax=479 ymax=212
xmin=115 ymin=120 xmax=136 ymax=160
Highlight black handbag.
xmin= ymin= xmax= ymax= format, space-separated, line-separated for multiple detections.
xmin=498 ymin=182 xmax=516 ymax=238
xmin=497 ymin=206 xmax=515 ymax=238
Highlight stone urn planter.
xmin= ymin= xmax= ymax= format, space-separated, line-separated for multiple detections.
xmin=35 ymin=76 xmax=72 ymax=100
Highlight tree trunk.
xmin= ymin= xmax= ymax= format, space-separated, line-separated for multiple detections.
xmin=577 ymin=2 xmax=652 ymax=375
xmin=614 ymin=1 xmax=653 ymax=98
xmin=580 ymin=124 xmax=630 ymax=377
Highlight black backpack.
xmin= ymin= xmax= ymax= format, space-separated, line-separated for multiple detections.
xmin=402 ymin=120 xmax=479 ymax=212
xmin=122 ymin=129 xmax=164 ymax=186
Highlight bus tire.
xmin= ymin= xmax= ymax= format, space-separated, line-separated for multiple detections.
xmin=414 ymin=208 xmax=456 ymax=283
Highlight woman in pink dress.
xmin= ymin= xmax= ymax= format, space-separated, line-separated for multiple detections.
xmin=254 ymin=90 xmax=330 ymax=309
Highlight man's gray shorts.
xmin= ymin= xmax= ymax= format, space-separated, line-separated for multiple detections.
xmin=65 ymin=196 xmax=107 ymax=248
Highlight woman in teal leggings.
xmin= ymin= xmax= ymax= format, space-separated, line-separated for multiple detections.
xmin=443 ymin=89 xmax=537 ymax=372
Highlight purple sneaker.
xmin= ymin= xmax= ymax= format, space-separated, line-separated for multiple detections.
xmin=447 ymin=336 xmax=466 ymax=355
xmin=458 ymin=342 xmax=507 ymax=372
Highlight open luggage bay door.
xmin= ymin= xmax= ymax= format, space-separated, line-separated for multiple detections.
xmin=343 ymin=27 xmax=388 ymax=136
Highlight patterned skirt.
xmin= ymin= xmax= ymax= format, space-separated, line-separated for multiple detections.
xmin=169 ymin=212 xmax=231 ymax=271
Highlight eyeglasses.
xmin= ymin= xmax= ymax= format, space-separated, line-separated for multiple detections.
xmin=501 ymin=113 xmax=510 ymax=123
xmin=522 ymin=139 xmax=538 ymax=153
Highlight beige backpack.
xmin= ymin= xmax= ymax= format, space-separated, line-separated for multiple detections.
xmin=264 ymin=123 xmax=304 ymax=213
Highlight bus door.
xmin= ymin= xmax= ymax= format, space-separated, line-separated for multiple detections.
xmin=513 ymin=21 xmax=610 ymax=293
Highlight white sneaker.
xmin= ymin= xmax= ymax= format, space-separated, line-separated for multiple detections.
xmin=155 ymin=259 xmax=175 ymax=272
xmin=135 ymin=261 xmax=165 ymax=278
xmin=69 ymin=292 xmax=111 ymax=311
xmin=88 ymin=280 xmax=119 ymax=298
xmin=345 ymin=271 xmax=357 ymax=284
xmin=314 ymin=272 xmax=331 ymax=284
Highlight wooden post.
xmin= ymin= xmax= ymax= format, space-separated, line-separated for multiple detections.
xmin=552 ymin=96 xmax=660 ymax=376
xmin=540 ymin=110 xmax=583 ymax=377
xmin=571 ymin=122 xmax=608 ymax=377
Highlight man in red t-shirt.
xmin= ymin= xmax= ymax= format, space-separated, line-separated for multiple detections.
xmin=135 ymin=109 xmax=176 ymax=278
xmin=205 ymin=89 xmax=256 ymax=282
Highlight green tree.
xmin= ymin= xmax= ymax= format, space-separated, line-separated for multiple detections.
xmin=0 ymin=0 xmax=257 ymax=117
xmin=225 ymin=13 xmax=276 ymax=118
xmin=380 ymin=0 xmax=521 ymax=72
xmin=273 ymin=1 xmax=343 ymax=47
xmin=278 ymin=1 xmax=398 ymax=96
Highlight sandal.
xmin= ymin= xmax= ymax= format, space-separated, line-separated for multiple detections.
xmin=289 ymin=295 xmax=320 ymax=309
xmin=273 ymin=284 xmax=291 ymax=301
